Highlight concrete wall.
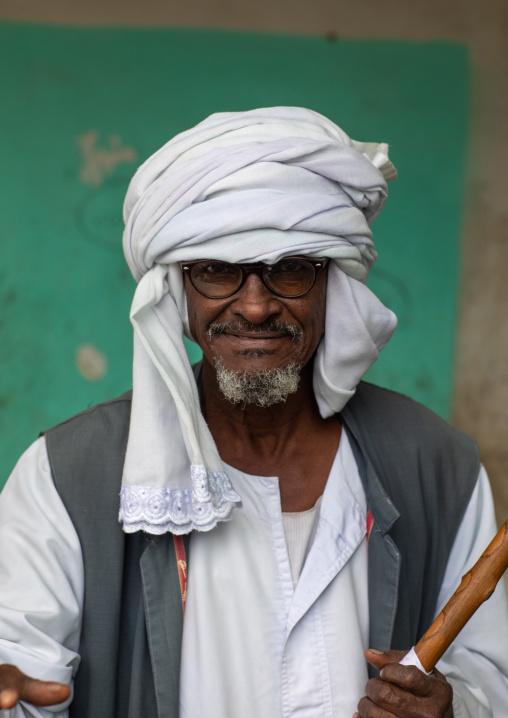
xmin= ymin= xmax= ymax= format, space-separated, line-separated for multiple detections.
xmin=1 ymin=0 xmax=507 ymax=528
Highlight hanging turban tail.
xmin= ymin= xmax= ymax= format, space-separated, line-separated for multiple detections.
xmin=119 ymin=107 xmax=397 ymax=535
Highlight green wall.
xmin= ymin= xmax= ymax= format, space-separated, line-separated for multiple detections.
xmin=0 ymin=24 xmax=469 ymax=487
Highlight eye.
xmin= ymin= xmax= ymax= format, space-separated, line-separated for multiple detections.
xmin=264 ymin=258 xmax=316 ymax=296
xmin=269 ymin=258 xmax=313 ymax=279
xmin=189 ymin=261 xmax=242 ymax=297
xmin=195 ymin=261 xmax=237 ymax=278
xmin=276 ymin=259 xmax=301 ymax=273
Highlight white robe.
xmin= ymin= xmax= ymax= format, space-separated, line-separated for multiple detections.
xmin=0 ymin=434 xmax=508 ymax=717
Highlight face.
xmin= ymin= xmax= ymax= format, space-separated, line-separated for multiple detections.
xmin=184 ymin=261 xmax=327 ymax=376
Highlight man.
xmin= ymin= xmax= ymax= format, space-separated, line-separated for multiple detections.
xmin=0 ymin=107 xmax=507 ymax=717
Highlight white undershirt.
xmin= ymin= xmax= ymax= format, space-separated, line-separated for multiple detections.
xmin=282 ymin=496 xmax=322 ymax=587
xmin=1 ymin=436 xmax=508 ymax=717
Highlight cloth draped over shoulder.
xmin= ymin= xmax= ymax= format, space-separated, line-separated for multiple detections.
xmin=119 ymin=106 xmax=398 ymax=536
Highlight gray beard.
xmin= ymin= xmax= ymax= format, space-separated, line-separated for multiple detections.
xmin=214 ymin=359 xmax=303 ymax=408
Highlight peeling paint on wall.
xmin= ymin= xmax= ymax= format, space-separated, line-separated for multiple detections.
xmin=75 ymin=343 xmax=108 ymax=381
xmin=77 ymin=131 xmax=137 ymax=187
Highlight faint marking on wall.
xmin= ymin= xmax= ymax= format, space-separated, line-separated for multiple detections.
xmin=75 ymin=343 xmax=107 ymax=381
xmin=75 ymin=175 xmax=130 ymax=251
xmin=367 ymin=268 xmax=413 ymax=327
xmin=77 ymin=131 xmax=137 ymax=187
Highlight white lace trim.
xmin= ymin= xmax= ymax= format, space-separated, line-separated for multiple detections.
xmin=119 ymin=468 xmax=241 ymax=535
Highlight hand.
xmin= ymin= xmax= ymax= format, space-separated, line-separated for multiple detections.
xmin=354 ymin=649 xmax=453 ymax=718
xmin=0 ymin=664 xmax=70 ymax=709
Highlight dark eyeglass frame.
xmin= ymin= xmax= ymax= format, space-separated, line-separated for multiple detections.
xmin=181 ymin=256 xmax=328 ymax=299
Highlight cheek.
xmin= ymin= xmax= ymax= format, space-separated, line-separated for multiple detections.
xmin=184 ymin=281 xmax=230 ymax=350
xmin=184 ymin=290 xmax=198 ymax=341
xmin=186 ymin=303 xmax=201 ymax=344
xmin=184 ymin=278 xmax=205 ymax=336
xmin=306 ymin=309 xmax=326 ymax=354
xmin=303 ymin=284 xmax=327 ymax=347
xmin=184 ymin=282 xmax=208 ymax=345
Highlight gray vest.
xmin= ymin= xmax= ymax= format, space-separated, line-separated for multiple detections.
xmin=44 ymin=381 xmax=479 ymax=718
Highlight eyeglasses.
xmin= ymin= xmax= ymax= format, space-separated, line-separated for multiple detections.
xmin=181 ymin=257 xmax=328 ymax=299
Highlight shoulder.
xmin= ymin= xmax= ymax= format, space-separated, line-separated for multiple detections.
xmin=344 ymin=381 xmax=479 ymax=460
xmin=44 ymin=391 xmax=133 ymax=440
xmin=43 ymin=392 xmax=133 ymax=504
xmin=43 ymin=392 xmax=133 ymax=467
xmin=341 ymin=381 xmax=480 ymax=530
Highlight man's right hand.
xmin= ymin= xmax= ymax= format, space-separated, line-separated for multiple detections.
xmin=0 ymin=665 xmax=70 ymax=709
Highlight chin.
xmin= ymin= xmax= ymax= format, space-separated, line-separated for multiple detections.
xmin=216 ymin=352 xmax=300 ymax=377
xmin=213 ymin=358 xmax=304 ymax=408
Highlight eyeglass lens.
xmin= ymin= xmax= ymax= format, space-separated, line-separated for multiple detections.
xmin=189 ymin=258 xmax=317 ymax=298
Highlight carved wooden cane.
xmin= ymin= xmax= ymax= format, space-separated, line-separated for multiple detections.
xmin=413 ymin=519 xmax=508 ymax=672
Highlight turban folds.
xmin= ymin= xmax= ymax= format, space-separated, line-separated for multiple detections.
xmin=120 ymin=107 xmax=397 ymax=535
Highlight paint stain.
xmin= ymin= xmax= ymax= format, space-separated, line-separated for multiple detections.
xmin=75 ymin=343 xmax=107 ymax=381
xmin=77 ymin=131 xmax=137 ymax=187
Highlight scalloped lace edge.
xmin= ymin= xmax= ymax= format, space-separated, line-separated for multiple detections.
xmin=119 ymin=470 xmax=242 ymax=535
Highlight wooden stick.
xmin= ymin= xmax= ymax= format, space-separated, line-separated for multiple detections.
xmin=414 ymin=519 xmax=508 ymax=672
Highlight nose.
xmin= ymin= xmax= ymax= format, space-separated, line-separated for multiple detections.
xmin=230 ymin=273 xmax=282 ymax=324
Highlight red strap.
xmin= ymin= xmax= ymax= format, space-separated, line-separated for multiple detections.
xmin=173 ymin=535 xmax=188 ymax=614
xmin=367 ymin=509 xmax=374 ymax=544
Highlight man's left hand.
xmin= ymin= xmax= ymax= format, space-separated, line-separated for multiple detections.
xmin=354 ymin=648 xmax=454 ymax=717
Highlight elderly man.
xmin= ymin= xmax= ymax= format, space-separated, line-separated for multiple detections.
xmin=0 ymin=107 xmax=507 ymax=718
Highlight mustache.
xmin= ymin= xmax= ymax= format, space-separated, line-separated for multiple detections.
xmin=206 ymin=320 xmax=303 ymax=342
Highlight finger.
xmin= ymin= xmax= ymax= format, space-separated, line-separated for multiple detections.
xmin=0 ymin=688 xmax=21 ymax=709
xmin=20 ymin=678 xmax=71 ymax=707
xmin=0 ymin=665 xmax=70 ymax=708
xmin=365 ymin=674 xmax=453 ymax=717
xmin=379 ymin=662 xmax=435 ymax=695
xmin=366 ymin=676 xmax=429 ymax=716
xmin=365 ymin=649 xmax=436 ymax=697
xmin=432 ymin=666 xmax=450 ymax=683
xmin=357 ymin=694 xmax=398 ymax=717
xmin=364 ymin=649 xmax=408 ymax=671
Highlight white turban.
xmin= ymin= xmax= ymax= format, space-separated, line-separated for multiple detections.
xmin=120 ymin=106 xmax=397 ymax=535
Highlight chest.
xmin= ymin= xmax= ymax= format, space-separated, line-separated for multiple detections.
xmin=216 ymin=421 xmax=342 ymax=511
xmin=180 ymin=442 xmax=369 ymax=717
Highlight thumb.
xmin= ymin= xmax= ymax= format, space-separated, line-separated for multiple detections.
xmin=0 ymin=665 xmax=70 ymax=709
xmin=21 ymin=678 xmax=71 ymax=707
xmin=364 ymin=648 xmax=409 ymax=671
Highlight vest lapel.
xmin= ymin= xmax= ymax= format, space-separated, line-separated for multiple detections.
xmin=340 ymin=418 xmax=401 ymax=670
xmin=140 ymin=535 xmax=186 ymax=718
xmin=362 ymin=460 xmax=401 ymax=652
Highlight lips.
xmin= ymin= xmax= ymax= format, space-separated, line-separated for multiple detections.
xmin=207 ymin=320 xmax=304 ymax=343
xmin=220 ymin=333 xmax=288 ymax=345
xmin=225 ymin=332 xmax=287 ymax=340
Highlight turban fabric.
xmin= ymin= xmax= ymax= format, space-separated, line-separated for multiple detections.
xmin=120 ymin=107 xmax=397 ymax=535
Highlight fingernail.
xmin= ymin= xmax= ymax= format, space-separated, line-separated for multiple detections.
xmin=367 ymin=648 xmax=384 ymax=654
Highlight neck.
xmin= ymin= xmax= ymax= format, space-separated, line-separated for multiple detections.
xmin=200 ymin=356 xmax=341 ymax=510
